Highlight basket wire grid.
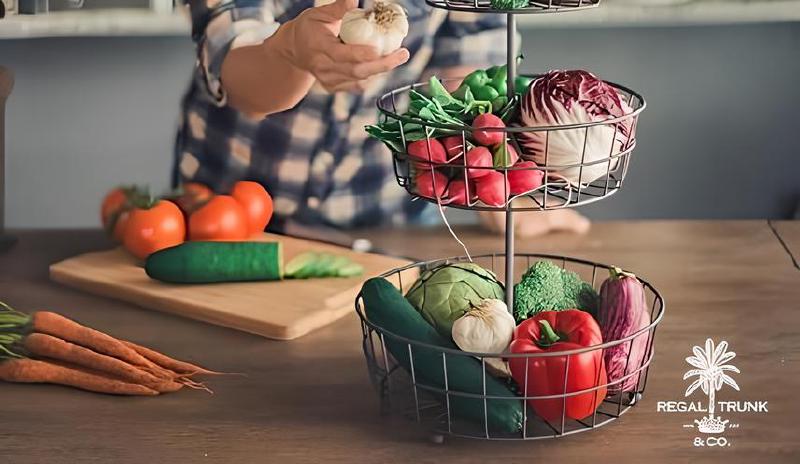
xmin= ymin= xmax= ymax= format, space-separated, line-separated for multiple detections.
xmin=356 ymin=254 xmax=665 ymax=440
xmin=424 ymin=0 xmax=601 ymax=14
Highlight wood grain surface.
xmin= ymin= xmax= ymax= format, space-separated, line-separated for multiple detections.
xmin=771 ymin=220 xmax=800 ymax=270
xmin=48 ymin=233 xmax=414 ymax=340
xmin=0 ymin=221 xmax=798 ymax=464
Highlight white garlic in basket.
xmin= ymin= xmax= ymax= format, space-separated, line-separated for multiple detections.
xmin=451 ymin=299 xmax=515 ymax=378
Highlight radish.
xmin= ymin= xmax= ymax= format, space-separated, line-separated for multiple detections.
xmin=508 ymin=161 xmax=544 ymax=195
xmin=407 ymin=139 xmax=448 ymax=165
xmin=441 ymin=135 xmax=470 ymax=160
xmin=445 ymin=178 xmax=471 ymax=206
xmin=472 ymin=113 xmax=505 ymax=146
xmin=415 ymin=170 xmax=449 ymax=199
xmin=463 ymin=146 xmax=493 ymax=180
xmin=492 ymin=142 xmax=520 ymax=167
xmin=475 ymin=171 xmax=510 ymax=207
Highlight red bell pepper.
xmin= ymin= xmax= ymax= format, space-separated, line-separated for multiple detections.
xmin=509 ymin=310 xmax=608 ymax=422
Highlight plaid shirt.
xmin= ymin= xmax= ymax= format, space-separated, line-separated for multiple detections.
xmin=175 ymin=0 xmax=507 ymax=231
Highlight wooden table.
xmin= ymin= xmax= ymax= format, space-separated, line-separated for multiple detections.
xmin=0 ymin=221 xmax=798 ymax=463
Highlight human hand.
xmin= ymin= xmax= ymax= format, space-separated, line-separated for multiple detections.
xmin=279 ymin=0 xmax=410 ymax=93
xmin=478 ymin=210 xmax=591 ymax=238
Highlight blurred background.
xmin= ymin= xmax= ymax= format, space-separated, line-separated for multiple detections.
xmin=1 ymin=0 xmax=798 ymax=228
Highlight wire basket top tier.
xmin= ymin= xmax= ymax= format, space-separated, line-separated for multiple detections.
xmin=375 ymin=76 xmax=646 ymax=212
xmin=425 ymin=0 xmax=601 ymax=14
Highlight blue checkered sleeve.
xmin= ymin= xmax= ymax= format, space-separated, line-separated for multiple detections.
xmin=185 ymin=0 xmax=282 ymax=105
xmin=428 ymin=11 xmax=510 ymax=69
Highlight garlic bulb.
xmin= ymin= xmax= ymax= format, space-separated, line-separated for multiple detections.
xmin=452 ymin=299 xmax=516 ymax=377
xmin=339 ymin=1 xmax=409 ymax=56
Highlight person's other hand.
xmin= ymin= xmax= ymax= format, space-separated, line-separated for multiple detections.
xmin=279 ymin=0 xmax=410 ymax=93
xmin=478 ymin=210 xmax=591 ymax=238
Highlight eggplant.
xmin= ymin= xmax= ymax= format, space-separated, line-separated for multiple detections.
xmin=598 ymin=267 xmax=651 ymax=393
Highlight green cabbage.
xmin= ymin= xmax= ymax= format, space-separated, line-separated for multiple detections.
xmin=406 ymin=263 xmax=505 ymax=338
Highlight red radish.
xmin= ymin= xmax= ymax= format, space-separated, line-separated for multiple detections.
xmin=492 ymin=142 xmax=520 ymax=167
xmin=407 ymin=139 xmax=448 ymax=165
xmin=463 ymin=146 xmax=493 ymax=180
xmin=508 ymin=161 xmax=544 ymax=195
xmin=445 ymin=178 xmax=471 ymax=206
xmin=441 ymin=135 xmax=470 ymax=160
xmin=415 ymin=170 xmax=449 ymax=199
xmin=475 ymin=171 xmax=510 ymax=207
xmin=472 ymin=113 xmax=505 ymax=146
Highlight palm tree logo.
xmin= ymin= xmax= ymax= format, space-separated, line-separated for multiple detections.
xmin=684 ymin=339 xmax=740 ymax=434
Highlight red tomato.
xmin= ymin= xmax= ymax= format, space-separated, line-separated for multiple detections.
xmin=188 ymin=195 xmax=249 ymax=241
xmin=112 ymin=210 xmax=130 ymax=242
xmin=231 ymin=181 xmax=273 ymax=236
xmin=100 ymin=188 xmax=127 ymax=229
xmin=174 ymin=182 xmax=214 ymax=215
xmin=122 ymin=200 xmax=185 ymax=260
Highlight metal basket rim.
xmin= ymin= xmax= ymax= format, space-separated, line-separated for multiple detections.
xmin=424 ymin=0 xmax=602 ymax=15
xmin=355 ymin=253 xmax=665 ymax=359
xmin=376 ymin=75 xmax=646 ymax=133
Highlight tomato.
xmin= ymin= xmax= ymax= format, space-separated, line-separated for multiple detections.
xmin=100 ymin=188 xmax=129 ymax=230
xmin=231 ymin=181 xmax=273 ymax=236
xmin=112 ymin=210 xmax=130 ymax=242
xmin=122 ymin=200 xmax=185 ymax=260
xmin=188 ymin=195 xmax=249 ymax=241
xmin=174 ymin=182 xmax=214 ymax=215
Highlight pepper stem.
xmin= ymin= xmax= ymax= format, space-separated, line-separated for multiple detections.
xmin=537 ymin=320 xmax=561 ymax=347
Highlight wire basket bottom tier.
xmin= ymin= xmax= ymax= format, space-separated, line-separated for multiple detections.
xmin=375 ymin=367 xmax=642 ymax=440
xmin=356 ymin=253 xmax=665 ymax=440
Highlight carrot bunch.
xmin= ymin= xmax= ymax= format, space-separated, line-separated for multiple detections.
xmin=0 ymin=302 xmax=217 ymax=396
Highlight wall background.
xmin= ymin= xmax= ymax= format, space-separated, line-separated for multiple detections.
xmin=1 ymin=22 xmax=799 ymax=228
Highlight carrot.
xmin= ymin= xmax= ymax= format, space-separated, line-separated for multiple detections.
xmin=0 ymin=358 xmax=159 ymax=396
xmin=123 ymin=340 xmax=216 ymax=376
xmin=31 ymin=312 xmax=159 ymax=371
xmin=23 ymin=333 xmax=183 ymax=393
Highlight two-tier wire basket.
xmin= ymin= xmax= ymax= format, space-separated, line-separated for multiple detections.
xmin=355 ymin=0 xmax=664 ymax=441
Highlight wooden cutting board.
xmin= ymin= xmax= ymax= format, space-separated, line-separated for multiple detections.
xmin=49 ymin=233 xmax=417 ymax=340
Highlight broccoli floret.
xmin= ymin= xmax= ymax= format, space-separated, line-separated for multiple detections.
xmin=513 ymin=261 xmax=599 ymax=322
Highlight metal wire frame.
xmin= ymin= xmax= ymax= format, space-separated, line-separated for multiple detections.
xmin=355 ymin=253 xmax=665 ymax=440
xmin=376 ymin=76 xmax=645 ymax=212
xmin=424 ymin=0 xmax=601 ymax=14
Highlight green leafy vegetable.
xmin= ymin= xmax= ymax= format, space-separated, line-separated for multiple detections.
xmin=405 ymin=263 xmax=505 ymax=338
xmin=513 ymin=260 xmax=599 ymax=322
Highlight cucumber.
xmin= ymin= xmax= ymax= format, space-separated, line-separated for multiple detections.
xmin=285 ymin=251 xmax=317 ymax=278
xmin=311 ymin=253 xmax=338 ymax=277
xmin=337 ymin=262 xmax=364 ymax=277
xmin=285 ymin=252 xmax=363 ymax=279
xmin=145 ymin=241 xmax=282 ymax=284
xmin=361 ymin=278 xmax=523 ymax=434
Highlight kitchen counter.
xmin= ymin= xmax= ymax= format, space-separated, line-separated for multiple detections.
xmin=0 ymin=221 xmax=798 ymax=463
xmin=1 ymin=1 xmax=799 ymax=39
